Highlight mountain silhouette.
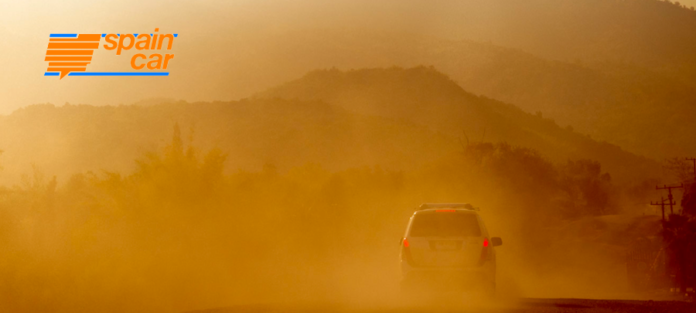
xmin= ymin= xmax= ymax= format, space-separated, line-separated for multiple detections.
xmin=257 ymin=66 xmax=660 ymax=183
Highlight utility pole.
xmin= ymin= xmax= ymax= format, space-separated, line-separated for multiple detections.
xmin=651 ymin=196 xmax=675 ymax=222
xmin=651 ymin=197 xmax=666 ymax=222
xmin=656 ymin=184 xmax=684 ymax=215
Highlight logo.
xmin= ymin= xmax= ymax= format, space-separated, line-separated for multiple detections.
xmin=45 ymin=28 xmax=178 ymax=79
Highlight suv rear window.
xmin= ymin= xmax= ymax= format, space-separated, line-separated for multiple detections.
xmin=409 ymin=212 xmax=481 ymax=237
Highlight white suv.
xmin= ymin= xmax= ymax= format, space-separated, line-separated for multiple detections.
xmin=400 ymin=203 xmax=502 ymax=295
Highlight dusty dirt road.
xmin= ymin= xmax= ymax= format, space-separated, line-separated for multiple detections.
xmin=187 ymin=298 xmax=696 ymax=313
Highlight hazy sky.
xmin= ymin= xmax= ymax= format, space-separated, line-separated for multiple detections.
xmin=0 ymin=0 xmax=428 ymax=113
xmin=2 ymin=0 xmax=696 ymax=114
xmin=0 ymin=0 xmax=274 ymax=113
xmin=1 ymin=0 xmax=472 ymax=114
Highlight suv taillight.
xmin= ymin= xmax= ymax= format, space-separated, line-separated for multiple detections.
xmin=401 ymin=238 xmax=414 ymax=265
xmin=478 ymin=237 xmax=490 ymax=266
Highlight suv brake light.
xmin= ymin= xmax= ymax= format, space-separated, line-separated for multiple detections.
xmin=401 ymin=238 xmax=415 ymax=265
xmin=478 ymin=237 xmax=490 ymax=266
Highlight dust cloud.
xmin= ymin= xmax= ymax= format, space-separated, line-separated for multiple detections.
xmin=0 ymin=124 xmax=665 ymax=312
xmin=0 ymin=0 xmax=690 ymax=312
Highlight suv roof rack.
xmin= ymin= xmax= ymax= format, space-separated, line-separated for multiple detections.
xmin=418 ymin=203 xmax=479 ymax=211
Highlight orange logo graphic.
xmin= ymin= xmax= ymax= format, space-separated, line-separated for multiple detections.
xmin=45 ymin=29 xmax=177 ymax=79
xmin=45 ymin=34 xmax=101 ymax=79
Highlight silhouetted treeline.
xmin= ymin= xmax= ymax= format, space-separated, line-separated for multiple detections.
xmin=0 ymin=125 xmax=653 ymax=312
xmin=0 ymin=68 xmax=662 ymax=189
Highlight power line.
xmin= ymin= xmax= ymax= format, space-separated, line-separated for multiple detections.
xmin=650 ymin=196 xmax=674 ymax=222
xmin=656 ymin=184 xmax=684 ymax=215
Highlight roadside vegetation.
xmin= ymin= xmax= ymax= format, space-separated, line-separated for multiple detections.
xmin=0 ymin=124 xmax=658 ymax=312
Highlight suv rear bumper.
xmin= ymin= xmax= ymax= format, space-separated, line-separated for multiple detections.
xmin=400 ymin=262 xmax=495 ymax=289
